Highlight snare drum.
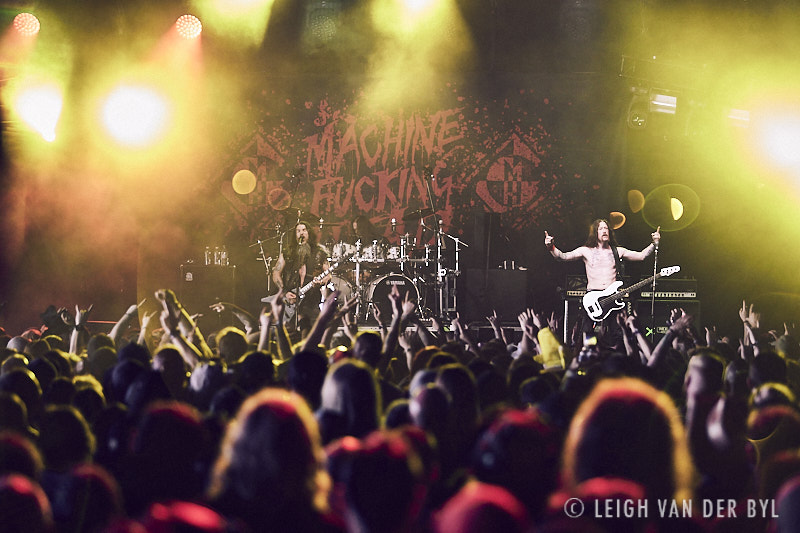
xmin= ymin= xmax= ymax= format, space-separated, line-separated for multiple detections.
xmin=366 ymin=273 xmax=419 ymax=319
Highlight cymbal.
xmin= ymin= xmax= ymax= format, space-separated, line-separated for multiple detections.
xmin=402 ymin=208 xmax=434 ymax=221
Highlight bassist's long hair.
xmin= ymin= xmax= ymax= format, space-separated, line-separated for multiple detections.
xmin=584 ymin=218 xmax=618 ymax=248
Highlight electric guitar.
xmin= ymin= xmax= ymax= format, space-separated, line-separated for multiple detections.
xmin=582 ymin=266 xmax=681 ymax=321
xmin=261 ymin=255 xmax=351 ymax=321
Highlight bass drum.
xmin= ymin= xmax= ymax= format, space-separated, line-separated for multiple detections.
xmin=366 ymin=273 xmax=419 ymax=319
xmin=321 ymin=274 xmax=354 ymax=308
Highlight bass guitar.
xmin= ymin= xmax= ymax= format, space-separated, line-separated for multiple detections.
xmin=261 ymin=255 xmax=351 ymax=321
xmin=582 ymin=266 xmax=681 ymax=321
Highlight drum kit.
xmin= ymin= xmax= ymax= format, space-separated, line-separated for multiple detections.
xmin=323 ymin=234 xmax=432 ymax=322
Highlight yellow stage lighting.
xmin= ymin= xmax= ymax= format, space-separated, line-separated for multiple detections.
xmin=12 ymin=83 xmax=62 ymax=142
xmin=100 ymin=85 xmax=171 ymax=148
xmin=757 ymin=116 xmax=800 ymax=169
xmin=13 ymin=13 xmax=40 ymax=36
xmin=670 ymin=197 xmax=684 ymax=221
xmin=176 ymin=15 xmax=203 ymax=40
xmin=627 ymin=190 xmax=645 ymax=213
xmin=232 ymin=169 xmax=257 ymax=194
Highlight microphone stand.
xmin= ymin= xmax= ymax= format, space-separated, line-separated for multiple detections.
xmin=650 ymin=240 xmax=659 ymax=339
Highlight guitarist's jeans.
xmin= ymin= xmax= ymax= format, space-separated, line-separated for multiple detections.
xmin=292 ymin=287 xmax=322 ymax=334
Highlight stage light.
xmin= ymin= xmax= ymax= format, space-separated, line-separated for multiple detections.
xmin=649 ymin=90 xmax=677 ymax=115
xmin=12 ymin=83 xmax=62 ymax=142
xmin=100 ymin=85 xmax=171 ymax=148
xmin=403 ymin=0 xmax=435 ymax=14
xmin=642 ymin=184 xmax=700 ymax=232
xmin=757 ymin=117 xmax=800 ymax=169
xmin=627 ymin=190 xmax=645 ymax=213
xmin=13 ymin=13 xmax=40 ymax=36
xmin=176 ymin=15 xmax=203 ymax=39
xmin=727 ymin=108 xmax=750 ymax=128
xmin=627 ymin=93 xmax=648 ymax=129
xmin=670 ymin=197 xmax=684 ymax=221
xmin=609 ymin=211 xmax=626 ymax=230
xmin=232 ymin=169 xmax=257 ymax=194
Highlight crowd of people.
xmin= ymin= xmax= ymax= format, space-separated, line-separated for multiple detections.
xmin=1 ymin=221 xmax=800 ymax=532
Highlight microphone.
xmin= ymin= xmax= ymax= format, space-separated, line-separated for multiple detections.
xmin=298 ymin=236 xmax=305 ymax=244
xmin=391 ymin=218 xmax=396 ymax=233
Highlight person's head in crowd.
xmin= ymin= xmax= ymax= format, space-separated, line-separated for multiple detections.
xmin=0 ymin=474 xmax=53 ymax=533
xmin=189 ymin=362 xmax=230 ymax=412
xmin=427 ymin=351 xmax=459 ymax=371
xmin=118 ymin=342 xmax=151 ymax=367
xmin=91 ymin=403 xmax=130 ymax=472
xmin=410 ymin=346 xmax=439 ymax=377
xmin=684 ymin=348 xmax=726 ymax=400
xmin=216 ymin=327 xmax=249 ymax=366
xmin=151 ymin=346 xmax=187 ymax=399
xmin=49 ymin=463 xmax=124 ymax=533
xmin=384 ymin=399 xmax=412 ymax=429
xmin=287 ymin=349 xmax=329 ymax=411
xmin=747 ymin=404 xmax=800 ymax=466
xmin=2 ymin=355 xmax=29 ymax=381
xmin=104 ymin=358 xmax=146 ymax=405
xmin=352 ymin=331 xmax=383 ymax=369
xmin=409 ymin=384 xmax=453 ymax=471
xmin=0 ymin=391 xmax=39 ymax=441
xmin=73 ymin=385 xmax=106 ymax=425
xmin=42 ymin=349 xmax=72 ymax=378
xmin=319 ymin=358 xmax=381 ymax=440
xmin=42 ymin=376 xmax=77 ymax=406
xmin=751 ymin=382 xmax=797 ymax=409
xmin=506 ymin=358 xmax=542 ymax=406
xmin=342 ymin=430 xmax=426 ymax=533
xmin=561 ymin=377 xmax=693 ymax=502
xmin=475 ymin=369 xmax=510 ymax=412
xmin=85 ymin=346 xmax=117 ymax=382
xmin=472 ymin=408 xmax=560 ymax=519
xmin=207 ymin=389 xmax=331 ymax=531
xmin=0 ymin=368 xmax=43 ymax=428
xmin=87 ymin=333 xmax=115 ymax=356
xmin=28 ymin=357 xmax=57 ymax=395
xmin=126 ymin=401 xmax=209 ymax=515
xmin=27 ymin=339 xmax=51 ymax=360
xmin=433 ymin=480 xmax=530 ymax=533
xmin=774 ymin=474 xmax=800 ymax=533
xmin=409 ymin=369 xmax=438 ymax=398
xmin=233 ymin=350 xmax=274 ymax=395
xmin=519 ymin=374 xmax=558 ymax=407
xmin=0 ymin=430 xmax=44 ymax=480
xmin=208 ymin=385 xmax=246 ymax=422
xmin=6 ymin=336 xmax=30 ymax=354
xmin=749 ymin=350 xmax=787 ymax=389
xmin=124 ymin=369 xmax=172 ymax=417
xmin=38 ymin=405 xmax=95 ymax=472
xmin=141 ymin=500 xmax=229 ymax=533
xmin=436 ymin=363 xmax=478 ymax=431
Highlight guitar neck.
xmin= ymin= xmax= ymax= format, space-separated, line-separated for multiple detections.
xmin=299 ymin=262 xmax=339 ymax=296
xmin=600 ymin=274 xmax=662 ymax=304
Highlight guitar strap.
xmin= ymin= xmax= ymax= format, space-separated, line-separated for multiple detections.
xmin=610 ymin=245 xmax=631 ymax=313
xmin=611 ymin=245 xmax=625 ymax=280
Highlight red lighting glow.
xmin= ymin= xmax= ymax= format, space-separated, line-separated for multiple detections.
xmin=13 ymin=13 xmax=41 ymax=36
xmin=176 ymin=14 xmax=203 ymax=40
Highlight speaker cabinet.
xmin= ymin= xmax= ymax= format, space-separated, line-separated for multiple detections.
xmin=459 ymin=268 xmax=527 ymax=323
xmin=179 ymin=265 xmax=237 ymax=328
xmin=634 ymin=298 xmax=701 ymax=340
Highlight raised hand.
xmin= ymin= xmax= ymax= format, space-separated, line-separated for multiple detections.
xmin=74 ymin=304 xmax=94 ymax=327
xmin=544 ymin=231 xmax=554 ymax=248
xmin=271 ymin=290 xmax=286 ymax=322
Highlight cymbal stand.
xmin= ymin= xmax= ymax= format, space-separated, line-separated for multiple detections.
xmin=354 ymin=239 xmax=364 ymax=321
xmin=438 ymin=226 xmax=469 ymax=319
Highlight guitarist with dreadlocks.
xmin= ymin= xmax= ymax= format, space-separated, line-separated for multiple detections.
xmin=544 ymin=219 xmax=663 ymax=344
